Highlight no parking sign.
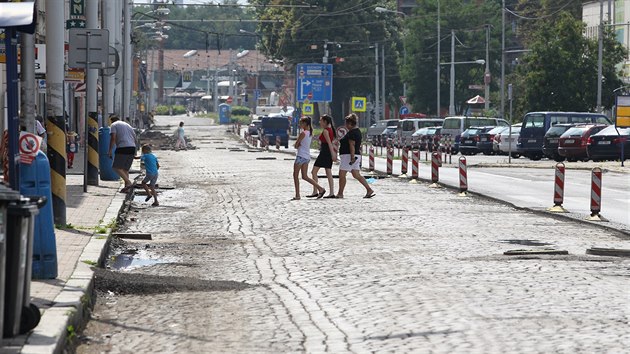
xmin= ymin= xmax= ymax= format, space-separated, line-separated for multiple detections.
xmin=19 ymin=132 xmax=42 ymax=164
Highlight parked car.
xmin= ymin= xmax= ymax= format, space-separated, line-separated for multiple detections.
xmin=557 ymin=124 xmax=608 ymax=162
xmin=459 ymin=126 xmax=495 ymax=155
xmin=397 ymin=118 xmax=444 ymax=147
xmin=248 ymin=119 xmax=263 ymax=136
xmin=477 ymin=126 xmax=508 ymax=155
xmin=261 ymin=116 xmax=290 ymax=148
xmin=494 ymin=125 xmax=521 ymax=157
xmin=441 ymin=116 xmax=509 ymax=153
xmin=411 ymin=126 xmax=442 ymax=150
xmin=517 ymin=112 xmax=611 ymax=160
xmin=381 ymin=126 xmax=398 ymax=146
xmin=586 ymin=125 xmax=630 ymax=161
xmin=542 ymin=123 xmax=576 ymax=161
xmin=367 ymin=120 xmax=389 ymax=145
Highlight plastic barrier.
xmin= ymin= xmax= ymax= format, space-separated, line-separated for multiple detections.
xmin=98 ymin=127 xmax=119 ymax=181
xmin=588 ymin=167 xmax=604 ymax=221
xmin=19 ymin=151 xmax=57 ymax=279
xmin=276 ymin=136 xmax=280 ymax=150
xmin=458 ymin=156 xmax=468 ymax=196
xmin=386 ymin=148 xmax=393 ymax=176
xmin=430 ymin=151 xmax=440 ymax=187
xmin=548 ymin=163 xmax=567 ymax=212
xmin=369 ymin=147 xmax=375 ymax=172
xmin=410 ymin=150 xmax=420 ymax=183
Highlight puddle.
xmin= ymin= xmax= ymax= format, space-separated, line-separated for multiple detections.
xmin=110 ymin=250 xmax=170 ymax=271
xmin=498 ymin=239 xmax=553 ymax=246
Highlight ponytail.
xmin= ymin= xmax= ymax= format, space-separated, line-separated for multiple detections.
xmin=321 ymin=114 xmax=335 ymax=140
xmin=299 ymin=116 xmax=313 ymax=134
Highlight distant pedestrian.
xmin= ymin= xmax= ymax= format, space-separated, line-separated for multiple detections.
xmin=292 ymin=117 xmax=326 ymax=201
xmin=66 ymin=131 xmax=78 ymax=169
xmin=108 ymin=115 xmax=137 ymax=193
xmin=308 ymin=114 xmax=337 ymax=198
xmin=136 ymin=144 xmax=160 ymax=206
xmin=175 ymin=121 xmax=186 ymax=150
xmin=336 ymin=113 xmax=375 ymax=199
xmin=36 ymin=116 xmax=47 ymax=151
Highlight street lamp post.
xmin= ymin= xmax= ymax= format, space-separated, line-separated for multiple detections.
xmin=440 ymin=58 xmax=486 ymax=116
xmin=375 ymin=7 xmax=407 ymax=97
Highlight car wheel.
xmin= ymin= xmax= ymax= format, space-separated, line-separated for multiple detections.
xmin=510 ymin=153 xmax=520 ymax=158
xmin=530 ymin=154 xmax=542 ymax=161
xmin=482 ymin=151 xmax=493 ymax=156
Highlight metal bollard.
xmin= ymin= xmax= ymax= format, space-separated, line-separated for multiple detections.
xmin=430 ymin=151 xmax=440 ymax=187
xmin=588 ymin=167 xmax=605 ymax=221
xmin=400 ymin=147 xmax=409 ymax=177
xmin=458 ymin=156 xmax=468 ymax=196
xmin=410 ymin=149 xmax=420 ymax=183
xmin=386 ymin=148 xmax=393 ymax=176
xmin=369 ymin=147 xmax=375 ymax=172
xmin=548 ymin=163 xmax=567 ymax=212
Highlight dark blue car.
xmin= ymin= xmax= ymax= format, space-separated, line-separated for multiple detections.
xmin=261 ymin=116 xmax=290 ymax=148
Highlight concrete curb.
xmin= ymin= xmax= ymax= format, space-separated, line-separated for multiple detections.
xmin=19 ymin=189 xmax=129 ymax=354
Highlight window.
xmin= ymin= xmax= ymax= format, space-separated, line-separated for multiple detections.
xmin=570 ymin=116 xmax=591 ymax=124
xmin=443 ymin=118 xmax=461 ymax=129
xmin=403 ymin=121 xmax=415 ymax=131
xmin=596 ymin=116 xmax=612 ymax=124
xmin=549 ymin=115 xmax=569 ymax=125
xmin=524 ymin=114 xmax=545 ymax=128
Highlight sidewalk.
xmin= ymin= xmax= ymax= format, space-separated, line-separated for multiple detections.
xmin=1 ymin=174 xmax=128 ymax=354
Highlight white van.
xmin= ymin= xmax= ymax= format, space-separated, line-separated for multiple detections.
xmin=441 ymin=116 xmax=509 ymax=153
xmin=396 ymin=118 xmax=444 ymax=147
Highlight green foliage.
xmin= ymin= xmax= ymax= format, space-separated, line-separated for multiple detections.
xmin=230 ymin=115 xmax=251 ymax=125
xmin=230 ymin=105 xmax=251 ymax=116
xmin=82 ymin=260 xmax=97 ymax=266
xmin=513 ymin=12 xmax=625 ymax=116
xmin=154 ymin=105 xmax=187 ymax=115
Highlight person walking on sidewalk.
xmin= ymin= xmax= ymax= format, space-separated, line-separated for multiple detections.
xmin=108 ymin=115 xmax=137 ymax=193
xmin=137 ymin=144 xmax=160 ymax=206
xmin=308 ymin=114 xmax=337 ymax=198
xmin=66 ymin=131 xmax=78 ymax=169
xmin=292 ymin=117 xmax=326 ymax=201
xmin=175 ymin=121 xmax=187 ymax=151
xmin=336 ymin=113 xmax=375 ymax=199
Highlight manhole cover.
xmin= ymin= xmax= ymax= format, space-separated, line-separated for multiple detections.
xmin=504 ymin=249 xmax=568 ymax=256
xmin=586 ymin=248 xmax=630 ymax=258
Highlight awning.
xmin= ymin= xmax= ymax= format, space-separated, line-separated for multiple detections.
xmin=466 ymin=95 xmax=486 ymax=104
xmin=169 ymin=91 xmax=190 ymax=97
xmin=191 ymin=91 xmax=207 ymax=97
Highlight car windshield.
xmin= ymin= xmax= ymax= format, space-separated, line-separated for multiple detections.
xmin=384 ymin=127 xmax=396 ymax=132
xmin=386 ymin=120 xmax=399 ymax=127
xmin=413 ymin=128 xmax=428 ymax=135
xmin=545 ymin=126 xmax=571 ymax=137
xmin=464 ymin=129 xmax=480 ymax=135
xmin=426 ymin=128 xmax=439 ymax=134
xmin=562 ymin=127 xmax=587 ymax=137
xmin=488 ymin=126 xmax=506 ymax=135
xmin=594 ymin=126 xmax=630 ymax=136
xmin=442 ymin=118 xmax=460 ymax=129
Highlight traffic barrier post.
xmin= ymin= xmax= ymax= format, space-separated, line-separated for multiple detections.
xmin=410 ymin=149 xmax=419 ymax=183
xmin=429 ymin=151 xmax=440 ymax=188
xmin=400 ymin=147 xmax=409 ymax=177
xmin=386 ymin=148 xmax=393 ymax=176
xmin=369 ymin=147 xmax=375 ymax=173
xmin=276 ymin=136 xmax=280 ymax=150
xmin=587 ymin=167 xmax=606 ymax=221
xmin=547 ymin=163 xmax=567 ymax=212
xmin=458 ymin=156 xmax=468 ymax=196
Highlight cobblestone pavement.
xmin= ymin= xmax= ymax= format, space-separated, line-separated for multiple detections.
xmin=77 ymin=117 xmax=630 ymax=353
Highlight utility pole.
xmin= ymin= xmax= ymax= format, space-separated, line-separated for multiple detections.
xmin=45 ymin=0 xmax=67 ymax=225
xmin=103 ymin=0 xmax=116 ymax=121
xmin=374 ymin=43 xmax=380 ymax=121
xmin=123 ymin=0 xmax=132 ymax=120
xmin=500 ymin=0 xmax=506 ymax=118
xmin=436 ymin=0 xmax=441 ymax=117
xmin=381 ymin=43 xmax=386 ymax=119
xmin=449 ymin=29 xmax=455 ymax=116
xmin=114 ymin=1 xmax=122 ymax=115
xmin=484 ymin=25 xmax=490 ymax=111
xmin=86 ymin=0 xmax=99 ymax=186
xmin=19 ymin=32 xmax=35 ymax=133
xmin=597 ymin=0 xmax=604 ymax=112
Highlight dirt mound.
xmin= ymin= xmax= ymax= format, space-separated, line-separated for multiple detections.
xmin=138 ymin=128 xmax=196 ymax=151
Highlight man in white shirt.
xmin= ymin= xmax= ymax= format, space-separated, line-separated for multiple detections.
xmin=107 ymin=115 xmax=137 ymax=192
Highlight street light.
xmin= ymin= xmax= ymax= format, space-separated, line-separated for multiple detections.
xmin=440 ymin=58 xmax=485 ymax=115
xmin=374 ymin=6 xmax=407 ymax=97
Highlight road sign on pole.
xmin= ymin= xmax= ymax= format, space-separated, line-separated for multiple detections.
xmin=296 ymin=63 xmax=333 ymax=102
xmin=303 ymin=103 xmax=314 ymax=115
xmin=351 ymin=97 xmax=366 ymax=112
xmin=399 ymin=105 xmax=410 ymax=115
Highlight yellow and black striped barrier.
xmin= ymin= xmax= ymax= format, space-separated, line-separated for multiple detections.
xmin=46 ymin=115 xmax=66 ymax=225
xmin=87 ymin=112 xmax=99 ymax=185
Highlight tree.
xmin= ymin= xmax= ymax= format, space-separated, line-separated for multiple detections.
xmin=403 ymin=0 xmax=503 ymax=116
xmin=513 ymin=11 xmax=625 ymax=115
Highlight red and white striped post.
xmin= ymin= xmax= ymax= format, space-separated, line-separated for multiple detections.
xmin=458 ymin=156 xmax=468 ymax=196
xmin=588 ymin=167 xmax=605 ymax=220
xmin=276 ymin=136 xmax=281 ymax=150
xmin=410 ymin=149 xmax=420 ymax=183
xmin=369 ymin=147 xmax=375 ymax=172
xmin=447 ymin=136 xmax=452 ymax=164
xmin=386 ymin=148 xmax=393 ymax=176
xmin=548 ymin=163 xmax=567 ymax=212
xmin=400 ymin=147 xmax=409 ymax=177
xmin=424 ymin=138 xmax=429 ymax=161
xmin=430 ymin=151 xmax=440 ymax=187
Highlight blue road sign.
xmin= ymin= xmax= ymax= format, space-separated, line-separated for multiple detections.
xmin=254 ymin=89 xmax=261 ymax=100
xmin=296 ymin=63 xmax=333 ymax=103
xmin=400 ymin=105 xmax=410 ymax=115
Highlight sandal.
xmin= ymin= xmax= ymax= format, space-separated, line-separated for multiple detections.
xmin=323 ymin=195 xmax=336 ymax=199
xmin=316 ymin=189 xmax=326 ymax=199
xmin=305 ymin=193 xmax=318 ymax=198
xmin=364 ymin=192 xmax=376 ymax=199
xmin=290 ymin=197 xmax=301 ymax=201
xmin=151 ymin=202 xmax=159 ymax=206
xmin=145 ymin=195 xmax=152 ymax=202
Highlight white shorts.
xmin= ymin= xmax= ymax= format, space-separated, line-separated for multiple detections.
xmin=339 ymin=154 xmax=361 ymax=171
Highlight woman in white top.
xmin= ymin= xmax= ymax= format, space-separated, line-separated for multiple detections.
xmin=292 ymin=117 xmax=326 ymax=200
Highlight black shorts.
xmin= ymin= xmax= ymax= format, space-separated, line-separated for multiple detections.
xmin=314 ymin=144 xmax=333 ymax=168
xmin=112 ymin=147 xmax=135 ymax=170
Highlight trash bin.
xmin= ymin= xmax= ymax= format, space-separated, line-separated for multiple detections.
xmin=99 ymin=127 xmax=119 ymax=181
xmin=0 ymin=184 xmax=21 ymax=339
xmin=4 ymin=196 xmax=43 ymax=338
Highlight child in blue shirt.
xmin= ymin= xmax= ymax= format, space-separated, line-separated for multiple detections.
xmin=138 ymin=144 xmax=160 ymax=206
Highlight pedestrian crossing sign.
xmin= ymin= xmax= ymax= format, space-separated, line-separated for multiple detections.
xmin=352 ymin=97 xmax=366 ymax=112
xmin=303 ymin=103 xmax=314 ymax=115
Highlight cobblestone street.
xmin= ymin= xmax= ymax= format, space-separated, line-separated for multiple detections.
xmin=77 ymin=117 xmax=630 ymax=353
